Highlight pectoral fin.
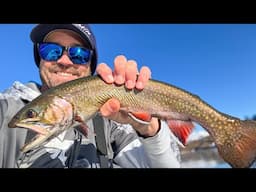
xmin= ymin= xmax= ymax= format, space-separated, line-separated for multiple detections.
xmin=128 ymin=112 xmax=152 ymax=125
xmin=167 ymin=120 xmax=195 ymax=145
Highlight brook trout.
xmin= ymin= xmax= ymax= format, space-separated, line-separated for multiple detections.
xmin=8 ymin=75 xmax=256 ymax=168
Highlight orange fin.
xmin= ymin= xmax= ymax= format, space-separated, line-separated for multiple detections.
xmin=128 ymin=112 xmax=152 ymax=124
xmin=74 ymin=115 xmax=89 ymax=137
xmin=167 ymin=120 xmax=195 ymax=145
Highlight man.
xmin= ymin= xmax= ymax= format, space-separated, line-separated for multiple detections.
xmin=0 ymin=24 xmax=181 ymax=168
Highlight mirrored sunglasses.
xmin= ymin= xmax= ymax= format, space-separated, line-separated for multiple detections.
xmin=38 ymin=42 xmax=92 ymax=65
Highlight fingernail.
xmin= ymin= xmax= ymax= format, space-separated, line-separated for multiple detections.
xmin=107 ymin=75 xmax=114 ymax=83
xmin=136 ymin=82 xmax=143 ymax=89
xmin=126 ymin=80 xmax=135 ymax=89
xmin=115 ymin=75 xmax=124 ymax=84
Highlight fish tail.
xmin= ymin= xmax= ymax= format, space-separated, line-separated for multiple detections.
xmin=218 ymin=120 xmax=256 ymax=168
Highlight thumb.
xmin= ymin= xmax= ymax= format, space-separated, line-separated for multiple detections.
xmin=100 ymin=98 xmax=120 ymax=117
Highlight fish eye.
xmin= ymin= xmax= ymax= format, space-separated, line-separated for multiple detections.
xmin=26 ymin=109 xmax=37 ymax=118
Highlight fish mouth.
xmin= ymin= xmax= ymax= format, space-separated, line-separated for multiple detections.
xmin=15 ymin=122 xmax=52 ymax=135
xmin=20 ymin=131 xmax=56 ymax=153
xmin=10 ymin=118 xmax=58 ymax=152
xmin=8 ymin=115 xmax=24 ymax=128
xmin=15 ymin=121 xmax=59 ymax=153
xmin=10 ymin=117 xmax=53 ymax=135
xmin=11 ymin=118 xmax=70 ymax=153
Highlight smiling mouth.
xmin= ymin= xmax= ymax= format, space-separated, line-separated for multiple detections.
xmin=55 ymin=71 xmax=77 ymax=77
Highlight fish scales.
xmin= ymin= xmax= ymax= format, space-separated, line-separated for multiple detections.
xmin=8 ymin=75 xmax=256 ymax=168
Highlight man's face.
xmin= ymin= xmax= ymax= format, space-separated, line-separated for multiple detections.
xmin=39 ymin=29 xmax=91 ymax=89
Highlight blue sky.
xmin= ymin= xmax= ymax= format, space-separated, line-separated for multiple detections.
xmin=1 ymin=24 xmax=256 ymax=168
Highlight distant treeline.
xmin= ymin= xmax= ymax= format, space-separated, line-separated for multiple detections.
xmin=245 ymin=115 xmax=256 ymax=120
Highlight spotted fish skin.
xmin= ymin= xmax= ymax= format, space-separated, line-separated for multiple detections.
xmin=8 ymin=75 xmax=256 ymax=168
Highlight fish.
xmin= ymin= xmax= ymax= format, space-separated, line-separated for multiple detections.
xmin=8 ymin=75 xmax=256 ymax=168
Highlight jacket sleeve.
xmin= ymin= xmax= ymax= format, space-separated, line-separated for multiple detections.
xmin=108 ymin=119 xmax=181 ymax=168
xmin=138 ymin=121 xmax=181 ymax=168
xmin=0 ymin=97 xmax=28 ymax=168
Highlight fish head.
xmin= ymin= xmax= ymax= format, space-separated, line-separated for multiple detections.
xmin=8 ymin=94 xmax=74 ymax=152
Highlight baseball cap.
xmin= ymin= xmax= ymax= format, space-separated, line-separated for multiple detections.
xmin=30 ymin=24 xmax=98 ymax=74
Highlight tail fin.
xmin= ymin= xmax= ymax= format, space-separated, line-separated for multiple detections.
xmin=217 ymin=120 xmax=256 ymax=168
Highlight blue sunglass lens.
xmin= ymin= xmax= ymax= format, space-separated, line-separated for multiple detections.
xmin=38 ymin=43 xmax=91 ymax=64
xmin=69 ymin=47 xmax=91 ymax=64
xmin=39 ymin=43 xmax=63 ymax=61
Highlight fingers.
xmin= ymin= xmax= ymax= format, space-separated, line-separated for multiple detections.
xmin=100 ymin=97 xmax=159 ymax=135
xmin=113 ymin=55 xmax=151 ymax=90
xmin=113 ymin=55 xmax=126 ymax=85
xmin=100 ymin=98 xmax=120 ymax=117
xmin=96 ymin=55 xmax=152 ymax=90
xmin=136 ymin=66 xmax=151 ymax=90
xmin=125 ymin=60 xmax=138 ymax=89
xmin=96 ymin=63 xmax=114 ymax=83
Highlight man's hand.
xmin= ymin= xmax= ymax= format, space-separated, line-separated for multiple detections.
xmin=96 ymin=55 xmax=160 ymax=137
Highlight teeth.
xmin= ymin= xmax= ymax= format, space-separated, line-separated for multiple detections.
xmin=57 ymin=72 xmax=73 ymax=77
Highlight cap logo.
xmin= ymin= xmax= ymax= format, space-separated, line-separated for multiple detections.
xmin=73 ymin=24 xmax=91 ymax=37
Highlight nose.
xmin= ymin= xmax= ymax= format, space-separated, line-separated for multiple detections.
xmin=56 ymin=51 xmax=73 ymax=66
